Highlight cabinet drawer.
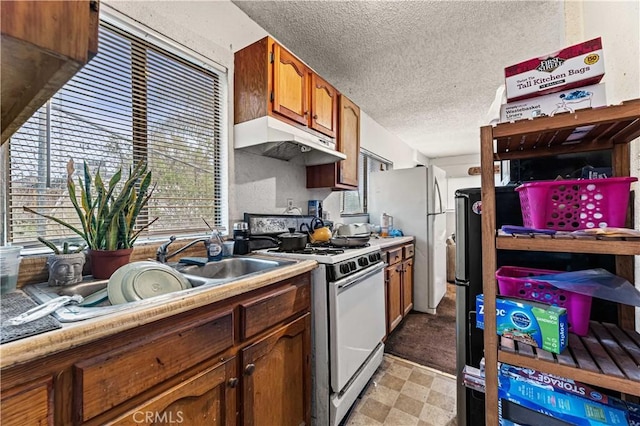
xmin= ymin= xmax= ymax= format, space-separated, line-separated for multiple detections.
xmin=109 ymin=358 xmax=237 ymax=426
xmin=75 ymin=310 xmax=234 ymax=422
xmin=386 ymin=247 xmax=403 ymax=265
xmin=240 ymin=277 xmax=311 ymax=340
xmin=404 ymin=244 xmax=415 ymax=259
xmin=0 ymin=376 xmax=53 ymax=426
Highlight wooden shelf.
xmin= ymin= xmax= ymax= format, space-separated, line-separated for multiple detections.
xmin=480 ymin=99 xmax=640 ymax=425
xmin=496 ymin=233 xmax=640 ymax=255
xmin=499 ymin=322 xmax=640 ymax=397
xmin=492 ymin=99 xmax=640 ymax=160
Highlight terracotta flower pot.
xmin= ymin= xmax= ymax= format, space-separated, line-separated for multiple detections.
xmin=89 ymin=248 xmax=133 ymax=279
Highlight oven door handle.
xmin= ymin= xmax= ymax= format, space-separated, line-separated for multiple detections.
xmin=335 ymin=262 xmax=385 ymax=291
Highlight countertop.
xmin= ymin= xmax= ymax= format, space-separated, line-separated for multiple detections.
xmin=367 ymin=235 xmax=415 ymax=249
xmin=0 ymin=257 xmax=317 ymax=369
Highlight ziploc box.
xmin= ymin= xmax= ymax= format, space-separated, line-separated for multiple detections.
xmin=476 ymin=295 xmax=568 ymax=354
xmin=500 ymin=83 xmax=606 ymax=122
xmin=498 ymin=364 xmax=629 ymax=425
xmin=505 ymin=37 xmax=605 ymax=101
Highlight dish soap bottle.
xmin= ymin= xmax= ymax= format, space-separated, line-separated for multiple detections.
xmin=208 ymin=230 xmax=224 ymax=261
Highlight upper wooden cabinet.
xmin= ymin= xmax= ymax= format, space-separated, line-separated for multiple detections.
xmin=1 ymin=0 xmax=100 ymax=144
xmin=306 ymin=94 xmax=361 ymax=190
xmin=309 ymin=73 xmax=338 ymax=138
xmin=272 ymin=43 xmax=308 ymax=126
xmin=235 ymin=36 xmax=338 ymax=139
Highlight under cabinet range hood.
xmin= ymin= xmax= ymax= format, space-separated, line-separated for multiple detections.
xmin=234 ymin=116 xmax=346 ymax=165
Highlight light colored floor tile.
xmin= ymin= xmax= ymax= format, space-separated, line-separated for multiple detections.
xmin=347 ymin=355 xmax=457 ymax=426
xmin=386 ymin=360 xmax=414 ymax=380
xmin=346 ymin=410 xmax=383 ymax=425
xmin=384 ymin=407 xmax=420 ymax=426
xmin=401 ymin=380 xmax=432 ymax=403
xmin=431 ymin=376 xmax=457 ymax=398
xmin=358 ymin=397 xmax=392 ymax=423
xmin=367 ymin=380 xmax=401 ymax=407
xmin=426 ymin=390 xmax=455 ymax=413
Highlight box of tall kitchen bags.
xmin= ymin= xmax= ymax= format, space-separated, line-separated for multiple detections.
xmin=505 ymin=37 xmax=604 ymax=102
xmin=500 ymin=84 xmax=606 ymax=122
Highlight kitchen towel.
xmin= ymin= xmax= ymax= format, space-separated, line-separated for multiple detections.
xmin=1 ymin=290 xmax=61 ymax=344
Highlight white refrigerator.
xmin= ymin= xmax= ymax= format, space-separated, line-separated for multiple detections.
xmin=369 ymin=166 xmax=448 ymax=314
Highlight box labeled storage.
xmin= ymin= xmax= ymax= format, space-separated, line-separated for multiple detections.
xmin=505 ymin=37 xmax=604 ymax=101
xmin=500 ymin=84 xmax=606 ymax=122
xmin=498 ymin=364 xmax=630 ymax=425
xmin=476 ymin=295 xmax=568 ymax=354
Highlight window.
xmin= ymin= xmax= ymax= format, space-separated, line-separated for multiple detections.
xmin=342 ymin=149 xmax=392 ymax=214
xmin=2 ymin=12 xmax=227 ymax=249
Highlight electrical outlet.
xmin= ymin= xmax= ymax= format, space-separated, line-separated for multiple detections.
xmin=287 ymin=198 xmax=294 ymax=210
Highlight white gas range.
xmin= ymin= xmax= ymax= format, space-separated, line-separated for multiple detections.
xmin=257 ymin=244 xmax=386 ymax=426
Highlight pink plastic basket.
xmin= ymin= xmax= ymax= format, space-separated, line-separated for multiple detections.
xmin=496 ymin=266 xmax=592 ymax=336
xmin=515 ymin=177 xmax=637 ymax=230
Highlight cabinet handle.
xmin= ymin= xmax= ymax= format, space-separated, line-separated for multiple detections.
xmin=313 ymin=114 xmax=318 ymax=120
xmin=304 ymin=111 xmax=309 ymax=116
xmin=228 ymin=377 xmax=239 ymax=388
xmin=244 ymin=363 xmax=256 ymax=376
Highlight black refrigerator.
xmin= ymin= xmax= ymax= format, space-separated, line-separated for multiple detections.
xmin=454 ymin=186 xmax=617 ymax=426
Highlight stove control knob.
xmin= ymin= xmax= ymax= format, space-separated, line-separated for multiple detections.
xmin=349 ymin=261 xmax=357 ymax=271
xmin=340 ymin=264 xmax=349 ymax=274
xmin=358 ymin=257 xmax=369 ymax=267
xmin=368 ymin=254 xmax=377 ymax=262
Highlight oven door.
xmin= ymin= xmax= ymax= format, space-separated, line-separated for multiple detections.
xmin=328 ymin=261 xmax=386 ymax=393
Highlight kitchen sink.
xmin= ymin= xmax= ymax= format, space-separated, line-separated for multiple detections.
xmin=22 ymin=255 xmax=297 ymax=322
xmin=174 ymin=257 xmax=293 ymax=284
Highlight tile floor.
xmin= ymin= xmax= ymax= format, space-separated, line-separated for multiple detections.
xmin=344 ymin=354 xmax=457 ymax=426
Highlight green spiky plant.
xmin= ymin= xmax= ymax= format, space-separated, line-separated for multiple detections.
xmin=37 ymin=237 xmax=86 ymax=254
xmin=24 ymin=159 xmax=158 ymax=251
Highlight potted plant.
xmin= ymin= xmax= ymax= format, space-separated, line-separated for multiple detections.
xmin=24 ymin=159 xmax=157 ymax=279
xmin=38 ymin=237 xmax=87 ymax=286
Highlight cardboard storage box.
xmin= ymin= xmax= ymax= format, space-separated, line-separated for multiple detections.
xmin=500 ymin=84 xmax=606 ymax=122
xmin=476 ymin=295 xmax=568 ymax=354
xmin=505 ymin=37 xmax=604 ymax=101
xmin=498 ymin=364 xmax=630 ymax=426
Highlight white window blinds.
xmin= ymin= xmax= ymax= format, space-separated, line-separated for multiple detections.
xmin=6 ymin=21 xmax=226 ymax=248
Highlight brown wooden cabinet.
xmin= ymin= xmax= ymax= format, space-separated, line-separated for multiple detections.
xmin=306 ymin=94 xmax=361 ymax=190
xmin=309 ymin=73 xmax=338 ymax=138
xmin=383 ymin=242 xmax=414 ymax=336
xmin=241 ymin=314 xmax=311 ymax=426
xmin=235 ymin=36 xmax=337 ymax=140
xmin=1 ymin=0 xmax=100 ymax=144
xmin=110 ymin=358 xmax=237 ymax=426
xmin=0 ymin=376 xmax=53 ymax=425
xmin=0 ymin=273 xmax=312 ymax=426
xmin=480 ymin=100 xmax=640 ymax=425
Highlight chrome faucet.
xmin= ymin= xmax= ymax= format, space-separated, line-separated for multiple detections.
xmin=156 ymin=235 xmax=210 ymax=263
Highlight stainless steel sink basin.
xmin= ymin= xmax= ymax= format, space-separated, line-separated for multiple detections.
xmin=175 ymin=257 xmax=294 ymax=286
xmin=22 ymin=256 xmax=297 ymax=322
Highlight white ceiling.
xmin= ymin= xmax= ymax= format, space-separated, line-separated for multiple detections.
xmin=232 ymin=0 xmax=566 ymax=159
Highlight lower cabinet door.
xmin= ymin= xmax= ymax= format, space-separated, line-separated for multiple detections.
xmin=386 ymin=265 xmax=403 ymax=334
xmin=110 ymin=358 xmax=237 ymax=426
xmin=241 ymin=313 xmax=311 ymax=426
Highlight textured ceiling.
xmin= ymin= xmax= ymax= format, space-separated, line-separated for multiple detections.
xmin=232 ymin=0 xmax=566 ymax=159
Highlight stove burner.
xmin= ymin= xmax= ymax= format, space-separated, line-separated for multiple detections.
xmin=268 ymin=246 xmax=345 ymax=255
